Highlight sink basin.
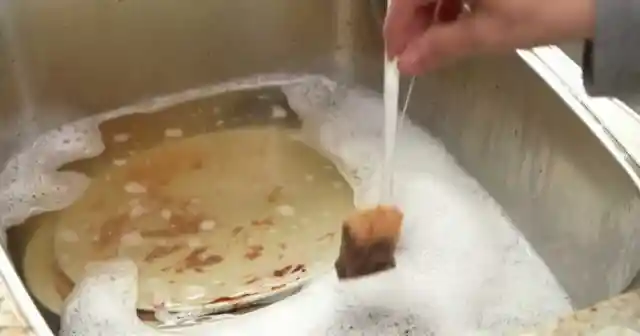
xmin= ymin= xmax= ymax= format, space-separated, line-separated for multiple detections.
xmin=1 ymin=0 xmax=640 ymax=334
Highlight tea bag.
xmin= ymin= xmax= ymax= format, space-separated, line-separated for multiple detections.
xmin=333 ymin=0 xmax=466 ymax=279
xmin=333 ymin=0 xmax=406 ymax=279
xmin=334 ymin=205 xmax=403 ymax=279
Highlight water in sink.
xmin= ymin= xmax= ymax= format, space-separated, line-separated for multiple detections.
xmin=6 ymin=78 xmax=355 ymax=325
xmin=1 ymin=74 xmax=573 ymax=335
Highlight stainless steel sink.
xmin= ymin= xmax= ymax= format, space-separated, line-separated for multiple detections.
xmin=1 ymin=0 xmax=640 ymax=334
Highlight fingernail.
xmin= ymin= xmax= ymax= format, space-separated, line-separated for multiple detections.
xmin=386 ymin=47 xmax=396 ymax=60
xmin=398 ymin=49 xmax=421 ymax=74
xmin=384 ymin=40 xmax=399 ymax=59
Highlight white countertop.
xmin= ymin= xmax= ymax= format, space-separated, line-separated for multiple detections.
xmin=0 ymin=277 xmax=33 ymax=335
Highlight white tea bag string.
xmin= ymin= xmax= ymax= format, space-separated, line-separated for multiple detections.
xmin=398 ymin=76 xmax=416 ymax=133
xmin=381 ymin=0 xmax=442 ymax=203
xmin=381 ymin=71 xmax=416 ymax=204
xmin=381 ymin=58 xmax=399 ymax=204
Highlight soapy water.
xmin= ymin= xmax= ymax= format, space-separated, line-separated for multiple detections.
xmin=0 ymin=74 xmax=332 ymax=235
xmin=0 ymin=73 xmax=573 ymax=335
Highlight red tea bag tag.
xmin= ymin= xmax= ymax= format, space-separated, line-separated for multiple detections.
xmin=435 ymin=0 xmax=463 ymax=23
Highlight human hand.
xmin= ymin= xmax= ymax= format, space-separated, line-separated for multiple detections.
xmin=384 ymin=0 xmax=596 ymax=75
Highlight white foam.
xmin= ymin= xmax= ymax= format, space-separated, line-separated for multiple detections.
xmin=113 ymin=158 xmax=127 ymax=166
xmin=270 ymin=105 xmax=288 ymax=119
xmin=279 ymin=76 xmax=571 ymax=334
xmin=59 ymin=259 xmax=163 ymax=336
xmin=1 ymin=73 xmax=571 ymax=335
xmin=198 ymin=220 xmax=217 ymax=231
xmin=0 ymin=121 xmax=102 ymax=235
xmin=164 ymin=128 xmax=184 ymax=138
xmin=275 ymin=205 xmax=296 ymax=217
xmin=124 ymin=181 xmax=148 ymax=194
xmin=113 ymin=133 xmax=131 ymax=143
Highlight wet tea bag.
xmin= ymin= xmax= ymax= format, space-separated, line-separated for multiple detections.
xmin=333 ymin=1 xmax=407 ymax=279
xmin=334 ymin=0 xmax=466 ymax=280
xmin=333 ymin=65 xmax=411 ymax=280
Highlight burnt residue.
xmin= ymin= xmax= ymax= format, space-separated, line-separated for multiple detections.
xmin=273 ymin=265 xmax=293 ymax=277
xmin=244 ymin=245 xmax=264 ymax=260
xmin=210 ymin=293 xmax=253 ymax=304
xmin=272 ymin=263 xmax=306 ymax=277
xmin=291 ymin=264 xmax=306 ymax=273
xmin=266 ymin=186 xmax=284 ymax=203
xmin=271 ymin=284 xmax=286 ymax=291
xmin=251 ymin=217 xmax=274 ymax=227
xmin=231 ymin=226 xmax=244 ymax=236
xmin=144 ymin=244 xmax=184 ymax=263
xmin=137 ymin=310 xmax=157 ymax=322
xmin=163 ymin=247 xmax=224 ymax=273
xmin=182 ymin=247 xmax=223 ymax=268
xmin=245 ymin=276 xmax=260 ymax=285
xmin=317 ymin=232 xmax=336 ymax=242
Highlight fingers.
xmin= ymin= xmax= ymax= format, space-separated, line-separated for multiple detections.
xmin=384 ymin=0 xmax=435 ymax=58
xmin=383 ymin=0 xmax=414 ymax=57
xmin=397 ymin=13 xmax=498 ymax=74
xmin=435 ymin=0 xmax=463 ymax=23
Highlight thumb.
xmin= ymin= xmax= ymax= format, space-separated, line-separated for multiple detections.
xmin=397 ymin=13 xmax=500 ymax=74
